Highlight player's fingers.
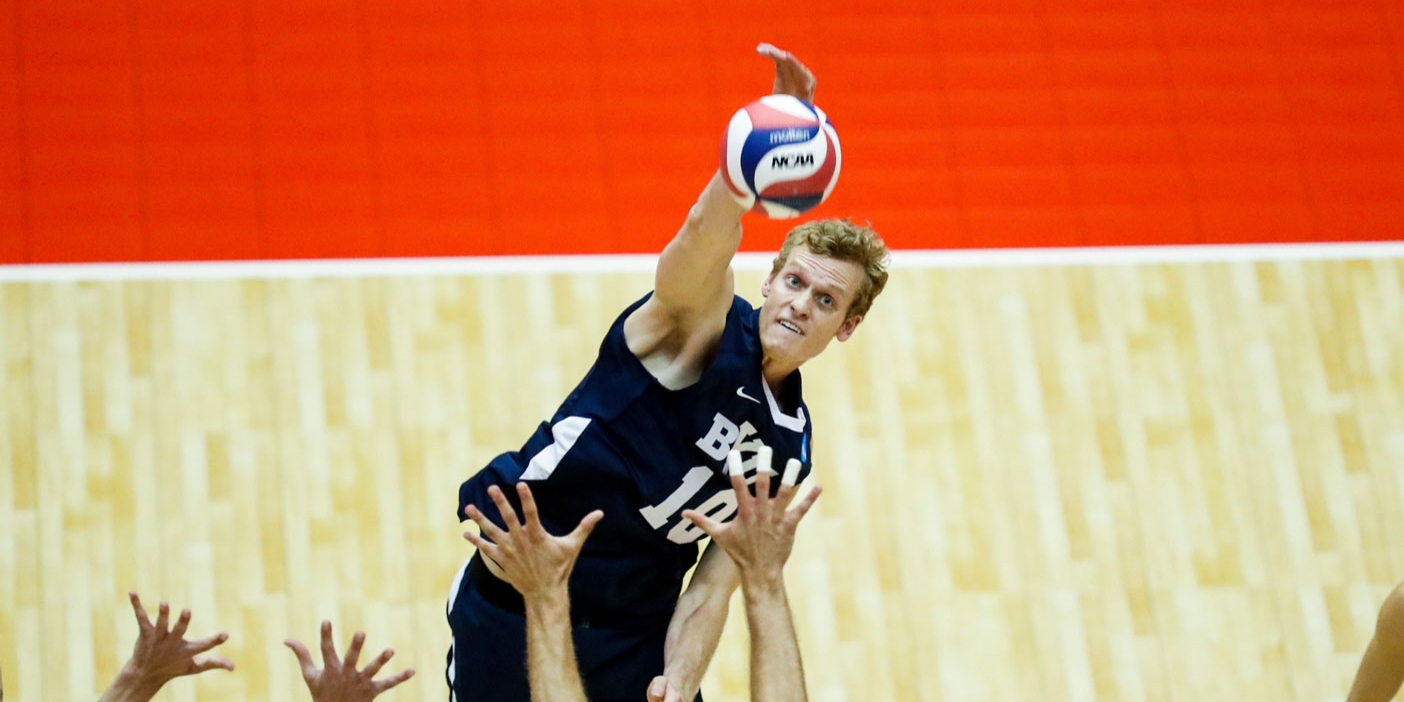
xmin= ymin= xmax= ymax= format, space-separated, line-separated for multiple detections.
xmin=516 ymin=482 xmax=542 ymax=528
xmin=463 ymin=529 xmax=506 ymax=565
xmin=570 ymin=510 xmax=604 ymax=544
xmin=319 ymin=620 xmax=341 ymax=669
xmin=787 ymin=484 xmax=823 ymax=524
xmin=681 ymin=509 xmax=721 ymax=539
xmin=284 ymin=638 xmax=316 ymax=678
xmin=192 ymin=651 xmax=235 ymax=673
xmin=773 ymin=459 xmax=801 ymax=509
xmin=186 ymin=631 xmax=229 ymax=655
xmin=753 ymin=470 xmax=774 ymax=517
xmin=773 ymin=480 xmax=797 ymax=512
xmin=170 ymin=608 xmax=192 ymax=640
xmin=129 ymin=592 xmax=153 ymax=631
xmin=373 ymin=667 xmax=416 ymax=693
xmin=781 ymin=457 xmax=801 ymax=488
xmin=464 ymin=504 xmax=508 ymax=543
xmin=342 ymin=630 xmax=365 ymax=672
xmin=726 ymin=451 xmax=753 ymax=516
xmin=647 ymin=675 xmax=669 ymax=702
xmin=155 ymin=601 xmax=171 ymax=635
xmin=358 ymin=646 xmax=394 ymax=678
xmin=728 ymin=473 xmax=754 ymax=521
xmin=726 ymin=450 xmax=745 ymax=478
xmin=756 ymin=445 xmax=774 ymax=478
xmin=759 ymin=43 xmax=814 ymax=97
xmin=488 ymin=485 xmax=521 ymax=530
xmin=192 ymin=655 xmax=235 ymax=673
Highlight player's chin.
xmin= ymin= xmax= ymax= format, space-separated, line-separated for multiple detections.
xmin=763 ymin=329 xmax=813 ymax=365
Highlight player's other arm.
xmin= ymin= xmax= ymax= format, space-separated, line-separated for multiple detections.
xmin=1347 ymin=582 xmax=1404 ymax=702
xmin=682 ymin=453 xmax=820 ymax=702
xmin=627 ymin=44 xmax=818 ymax=356
xmin=653 ymin=538 xmax=742 ymax=702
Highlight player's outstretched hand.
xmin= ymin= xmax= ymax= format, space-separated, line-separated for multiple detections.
xmin=758 ymin=42 xmax=816 ymax=104
xmin=681 ymin=450 xmax=821 ymax=578
xmin=98 ymin=592 xmax=233 ymax=702
xmin=285 ymin=621 xmax=415 ymax=702
xmin=463 ymin=483 xmax=603 ymax=600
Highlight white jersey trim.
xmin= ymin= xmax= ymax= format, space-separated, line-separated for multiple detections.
xmin=446 ymin=558 xmax=471 ymax=698
xmin=761 ymin=377 xmax=807 ymax=432
xmin=522 ymin=416 xmax=592 ymax=480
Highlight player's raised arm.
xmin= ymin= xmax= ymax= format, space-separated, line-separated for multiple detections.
xmin=639 ymin=44 xmax=818 ymax=330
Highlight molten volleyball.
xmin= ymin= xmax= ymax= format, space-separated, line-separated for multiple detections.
xmin=720 ymin=95 xmax=841 ymax=219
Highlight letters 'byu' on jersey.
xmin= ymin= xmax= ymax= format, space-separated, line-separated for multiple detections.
xmin=458 ymin=293 xmax=814 ymax=622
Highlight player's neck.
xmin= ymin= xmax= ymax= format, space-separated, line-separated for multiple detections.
xmin=760 ymin=357 xmax=800 ymax=409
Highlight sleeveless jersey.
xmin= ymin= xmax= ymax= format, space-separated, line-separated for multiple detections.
xmin=457 ymin=293 xmax=814 ymax=622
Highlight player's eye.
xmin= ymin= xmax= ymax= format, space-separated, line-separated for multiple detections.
xmin=786 ymin=275 xmax=800 ymax=287
xmin=819 ymin=295 xmax=834 ymax=307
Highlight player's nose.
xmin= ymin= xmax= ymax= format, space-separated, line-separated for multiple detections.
xmin=788 ymin=295 xmax=811 ymax=318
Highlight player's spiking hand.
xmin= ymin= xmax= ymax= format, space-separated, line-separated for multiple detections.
xmin=681 ymin=450 xmax=822 ymax=582
xmin=758 ymin=42 xmax=816 ymax=104
xmin=98 ymin=592 xmax=233 ymax=702
xmin=463 ymin=483 xmax=603 ymax=600
xmin=285 ymin=621 xmax=415 ymax=702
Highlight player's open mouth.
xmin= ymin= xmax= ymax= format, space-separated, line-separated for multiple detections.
xmin=778 ymin=320 xmax=804 ymax=335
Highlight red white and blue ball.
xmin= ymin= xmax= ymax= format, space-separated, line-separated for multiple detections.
xmin=720 ymin=95 xmax=841 ymax=219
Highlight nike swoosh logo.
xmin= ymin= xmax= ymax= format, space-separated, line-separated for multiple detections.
xmin=736 ymin=386 xmax=760 ymax=404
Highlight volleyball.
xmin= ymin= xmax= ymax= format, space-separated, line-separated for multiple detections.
xmin=720 ymin=95 xmax=841 ymax=219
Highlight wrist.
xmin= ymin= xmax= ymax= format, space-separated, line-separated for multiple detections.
xmin=523 ymin=587 xmax=571 ymax=617
xmin=739 ymin=569 xmax=786 ymax=596
xmin=107 ymin=666 xmax=166 ymax=702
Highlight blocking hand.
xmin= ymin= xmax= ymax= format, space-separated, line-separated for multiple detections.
xmin=681 ymin=450 xmax=821 ymax=576
xmin=463 ymin=483 xmax=603 ymax=600
xmin=285 ymin=621 xmax=415 ymax=702
xmin=99 ymin=592 xmax=233 ymax=702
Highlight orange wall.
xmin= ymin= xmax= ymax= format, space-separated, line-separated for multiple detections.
xmin=3 ymin=0 xmax=1402 ymax=263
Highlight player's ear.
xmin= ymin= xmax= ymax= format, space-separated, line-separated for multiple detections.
xmin=835 ymin=314 xmax=862 ymax=342
xmin=761 ymin=274 xmax=774 ymax=298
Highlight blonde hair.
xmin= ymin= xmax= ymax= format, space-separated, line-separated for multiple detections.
xmin=770 ymin=219 xmax=889 ymax=319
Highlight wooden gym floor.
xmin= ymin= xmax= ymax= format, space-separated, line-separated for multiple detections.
xmin=1 ymin=257 xmax=1402 ymax=702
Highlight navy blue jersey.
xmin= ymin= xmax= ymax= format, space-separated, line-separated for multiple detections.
xmin=458 ymin=293 xmax=814 ymax=622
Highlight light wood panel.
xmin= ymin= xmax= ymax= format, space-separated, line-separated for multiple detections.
xmin=1 ymin=259 xmax=1402 ymax=701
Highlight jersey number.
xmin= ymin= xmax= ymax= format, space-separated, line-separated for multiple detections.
xmin=639 ymin=413 xmax=764 ymax=545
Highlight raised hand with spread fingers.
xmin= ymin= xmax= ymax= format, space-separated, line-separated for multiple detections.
xmin=97 ymin=592 xmax=233 ymax=702
xmin=681 ymin=449 xmax=822 ymax=702
xmin=462 ymin=483 xmax=602 ymax=601
xmin=463 ymin=483 xmax=602 ymax=702
xmin=284 ymin=620 xmax=415 ymax=702
xmin=682 ymin=449 xmax=822 ymax=584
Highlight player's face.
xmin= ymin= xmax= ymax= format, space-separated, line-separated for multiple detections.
xmin=759 ymin=246 xmax=865 ymax=368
